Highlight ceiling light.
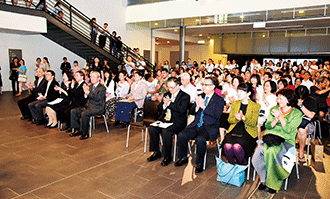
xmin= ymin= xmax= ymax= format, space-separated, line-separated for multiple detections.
xmin=167 ymin=41 xmax=170 ymax=43
xmin=198 ymin=40 xmax=205 ymax=44
xmin=174 ymin=29 xmax=178 ymax=32
xmin=299 ymin=10 xmax=304 ymax=14
xmin=262 ymin=34 xmax=265 ymax=37
xmin=195 ymin=19 xmax=200 ymax=22
xmin=154 ymin=23 xmax=158 ymax=26
xmin=240 ymin=15 xmax=244 ymax=19
xmin=199 ymin=34 xmax=203 ymax=36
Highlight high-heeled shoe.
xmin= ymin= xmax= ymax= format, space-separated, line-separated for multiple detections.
xmin=45 ymin=123 xmax=53 ymax=128
xmin=15 ymin=93 xmax=22 ymax=96
xmin=49 ymin=123 xmax=58 ymax=129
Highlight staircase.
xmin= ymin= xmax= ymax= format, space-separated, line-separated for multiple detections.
xmin=0 ymin=0 xmax=155 ymax=72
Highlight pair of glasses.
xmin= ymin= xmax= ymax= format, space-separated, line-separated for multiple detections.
xmin=168 ymin=86 xmax=176 ymax=90
xmin=201 ymin=83 xmax=213 ymax=87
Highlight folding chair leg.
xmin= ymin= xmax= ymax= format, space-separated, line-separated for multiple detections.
xmin=253 ymin=169 xmax=256 ymax=181
xmin=89 ymin=117 xmax=92 ymax=137
xmin=296 ymin=161 xmax=299 ymax=179
xmin=160 ymin=135 xmax=163 ymax=146
xmin=284 ymin=178 xmax=288 ymax=190
xmin=317 ymin=120 xmax=322 ymax=139
xmin=144 ymin=127 xmax=148 ymax=153
xmin=203 ymin=149 xmax=207 ymax=170
xmin=103 ymin=115 xmax=109 ymax=133
xmin=126 ymin=125 xmax=131 ymax=148
xmin=142 ymin=129 xmax=144 ymax=142
xmin=247 ymin=157 xmax=251 ymax=181
xmin=306 ymin=134 xmax=311 ymax=164
xmin=188 ymin=142 xmax=192 ymax=154
xmin=216 ymin=139 xmax=221 ymax=157
xmin=173 ymin=134 xmax=177 ymax=162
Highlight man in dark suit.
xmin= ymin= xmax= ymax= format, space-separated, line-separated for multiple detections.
xmin=70 ymin=71 xmax=106 ymax=140
xmin=28 ymin=70 xmax=59 ymax=125
xmin=18 ymin=67 xmax=47 ymax=121
xmin=58 ymin=71 xmax=87 ymax=132
xmin=174 ymin=77 xmax=224 ymax=173
xmin=147 ymin=77 xmax=190 ymax=166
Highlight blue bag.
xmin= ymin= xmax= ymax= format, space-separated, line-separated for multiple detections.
xmin=216 ymin=156 xmax=248 ymax=187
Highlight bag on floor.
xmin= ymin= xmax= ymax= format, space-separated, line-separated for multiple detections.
xmin=311 ymin=138 xmax=324 ymax=162
xmin=215 ymin=156 xmax=248 ymax=187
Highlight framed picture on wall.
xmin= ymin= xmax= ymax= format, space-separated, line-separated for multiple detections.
xmin=8 ymin=49 xmax=22 ymax=64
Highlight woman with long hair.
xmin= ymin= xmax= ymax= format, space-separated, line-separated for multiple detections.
xmin=43 ymin=57 xmax=50 ymax=71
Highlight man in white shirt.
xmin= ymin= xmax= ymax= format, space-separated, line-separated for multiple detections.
xmin=137 ymin=56 xmax=146 ymax=70
xmin=310 ymin=60 xmax=318 ymax=71
xmin=303 ymin=60 xmax=309 ymax=71
xmin=301 ymin=71 xmax=313 ymax=90
xmin=232 ymin=59 xmax=239 ymax=69
xmin=180 ymin=73 xmax=197 ymax=102
xmin=215 ymin=60 xmax=224 ymax=71
xmin=205 ymin=59 xmax=214 ymax=74
xmin=225 ymin=60 xmax=234 ymax=71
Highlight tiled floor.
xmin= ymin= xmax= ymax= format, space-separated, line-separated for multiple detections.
xmin=0 ymin=92 xmax=329 ymax=199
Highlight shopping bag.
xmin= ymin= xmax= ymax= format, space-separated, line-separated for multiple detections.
xmin=216 ymin=156 xmax=248 ymax=187
xmin=18 ymin=74 xmax=27 ymax=83
xmin=311 ymin=138 xmax=324 ymax=162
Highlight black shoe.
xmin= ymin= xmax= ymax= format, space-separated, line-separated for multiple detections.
xmin=45 ymin=124 xmax=52 ymax=128
xmin=268 ymin=187 xmax=276 ymax=194
xmin=60 ymin=126 xmax=68 ymax=131
xmin=31 ymin=119 xmax=37 ymax=124
xmin=258 ymin=183 xmax=267 ymax=191
xmin=147 ymin=151 xmax=161 ymax=162
xmin=27 ymin=118 xmax=32 ymax=122
xmin=121 ymin=122 xmax=129 ymax=128
xmin=114 ymin=121 xmax=120 ymax=126
xmin=80 ymin=132 xmax=89 ymax=140
xmin=20 ymin=116 xmax=28 ymax=120
xmin=161 ymin=157 xmax=172 ymax=166
xmin=174 ymin=157 xmax=188 ymax=167
xmin=66 ymin=128 xmax=73 ymax=133
xmin=70 ymin=131 xmax=83 ymax=137
xmin=49 ymin=124 xmax=58 ymax=129
xmin=36 ymin=121 xmax=44 ymax=126
xmin=195 ymin=163 xmax=204 ymax=173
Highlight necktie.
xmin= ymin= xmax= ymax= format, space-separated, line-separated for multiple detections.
xmin=92 ymin=86 xmax=96 ymax=92
xmin=164 ymin=94 xmax=175 ymax=121
xmin=197 ymin=96 xmax=209 ymax=127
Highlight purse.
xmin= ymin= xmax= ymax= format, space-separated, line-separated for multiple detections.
xmin=262 ymin=134 xmax=285 ymax=147
xmin=216 ymin=156 xmax=248 ymax=187
xmin=18 ymin=74 xmax=27 ymax=83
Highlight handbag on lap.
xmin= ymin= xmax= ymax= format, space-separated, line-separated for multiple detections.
xmin=216 ymin=156 xmax=248 ymax=187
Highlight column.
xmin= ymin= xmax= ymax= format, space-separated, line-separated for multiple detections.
xmin=150 ymin=29 xmax=156 ymax=71
xmin=179 ymin=26 xmax=186 ymax=63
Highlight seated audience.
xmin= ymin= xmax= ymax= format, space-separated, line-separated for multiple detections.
xmin=180 ymin=73 xmax=197 ymax=102
xmin=45 ymin=71 xmax=73 ymax=128
xmin=222 ymin=83 xmax=261 ymax=165
xmin=114 ymin=71 xmax=148 ymax=127
xmin=257 ymin=80 xmax=277 ymax=138
xmin=28 ymin=70 xmax=59 ymax=125
xmin=295 ymin=85 xmax=317 ymax=163
xmin=151 ymin=68 xmax=169 ymax=102
xmin=310 ymin=77 xmax=330 ymax=122
xmin=70 ymin=71 xmax=106 ymax=140
xmin=18 ymin=67 xmax=46 ymax=121
xmin=174 ymin=77 xmax=224 ymax=173
xmin=252 ymin=88 xmax=303 ymax=193
xmin=145 ymin=74 xmax=158 ymax=101
xmin=147 ymin=77 xmax=190 ymax=166
xmin=58 ymin=71 xmax=87 ymax=132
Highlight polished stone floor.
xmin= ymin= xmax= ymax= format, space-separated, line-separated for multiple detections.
xmin=0 ymin=91 xmax=329 ymax=199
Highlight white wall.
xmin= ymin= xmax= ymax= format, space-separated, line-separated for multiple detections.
xmin=126 ymin=0 xmax=330 ymax=22
xmin=0 ymin=10 xmax=46 ymax=33
xmin=0 ymin=32 xmax=85 ymax=91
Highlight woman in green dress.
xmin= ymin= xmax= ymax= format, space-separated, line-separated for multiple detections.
xmin=252 ymin=88 xmax=303 ymax=193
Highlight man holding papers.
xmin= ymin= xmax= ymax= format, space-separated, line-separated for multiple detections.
xmin=147 ymin=77 xmax=190 ymax=166
xmin=174 ymin=77 xmax=224 ymax=173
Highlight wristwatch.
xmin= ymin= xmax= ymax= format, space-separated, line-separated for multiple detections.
xmin=299 ymin=104 xmax=304 ymax=108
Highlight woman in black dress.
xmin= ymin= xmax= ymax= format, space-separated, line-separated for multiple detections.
xmin=45 ymin=71 xmax=73 ymax=128
xmin=10 ymin=57 xmax=19 ymax=95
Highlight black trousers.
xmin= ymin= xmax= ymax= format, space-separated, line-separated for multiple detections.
xmin=177 ymin=125 xmax=210 ymax=165
xmin=17 ymin=95 xmax=36 ymax=118
xmin=99 ymin=35 xmax=106 ymax=48
xmin=11 ymin=79 xmax=19 ymax=95
xmin=56 ymin=104 xmax=76 ymax=127
xmin=70 ymin=107 xmax=103 ymax=133
xmin=149 ymin=122 xmax=186 ymax=157
xmin=28 ymin=99 xmax=48 ymax=121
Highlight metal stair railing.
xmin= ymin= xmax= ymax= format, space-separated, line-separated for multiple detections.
xmin=2 ymin=0 xmax=155 ymax=74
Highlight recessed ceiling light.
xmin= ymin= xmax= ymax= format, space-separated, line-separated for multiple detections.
xmin=167 ymin=41 xmax=170 ymax=43
xmin=240 ymin=16 xmax=244 ymax=19
xmin=262 ymin=34 xmax=265 ymax=37
xmin=174 ymin=29 xmax=178 ymax=32
xmin=199 ymin=34 xmax=203 ymax=36
xmin=154 ymin=22 xmax=158 ymax=26
xmin=195 ymin=19 xmax=199 ymax=22
xmin=299 ymin=10 xmax=304 ymax=14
